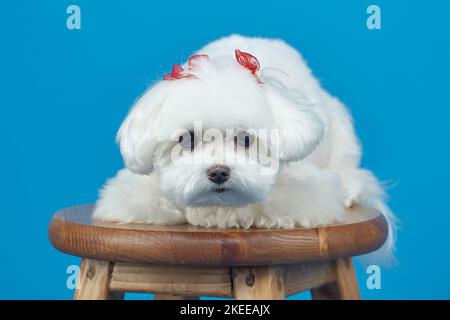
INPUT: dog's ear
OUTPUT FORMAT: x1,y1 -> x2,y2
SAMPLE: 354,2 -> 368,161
117,81 -> 173,174
264,82 -> 324,162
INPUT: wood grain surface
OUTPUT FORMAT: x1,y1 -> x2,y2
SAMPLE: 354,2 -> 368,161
310,258 -> 361,300
49,204 -> 388,266
232,266 -> 285,300
74,259 -> 114,300
110,263 -> 232,297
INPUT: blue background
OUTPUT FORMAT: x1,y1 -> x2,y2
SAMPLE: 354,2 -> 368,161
1,0 -> 449,299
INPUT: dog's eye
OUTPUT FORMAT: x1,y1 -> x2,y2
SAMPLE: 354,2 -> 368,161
234,131 -> 254,149
178,131 -> 195,151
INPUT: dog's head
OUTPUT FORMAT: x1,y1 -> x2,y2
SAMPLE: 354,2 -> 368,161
117,50 -> 324,207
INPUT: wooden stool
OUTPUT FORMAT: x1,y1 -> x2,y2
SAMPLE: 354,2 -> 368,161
49,204 -> 387,300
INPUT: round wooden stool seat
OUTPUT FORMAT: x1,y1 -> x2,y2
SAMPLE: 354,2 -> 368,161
49,204 -> 387,267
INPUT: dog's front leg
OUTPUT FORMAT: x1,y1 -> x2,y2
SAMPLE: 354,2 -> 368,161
93,169 -> 187,225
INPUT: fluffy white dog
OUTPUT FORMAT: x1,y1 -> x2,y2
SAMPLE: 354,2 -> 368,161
94,35 -> 397,259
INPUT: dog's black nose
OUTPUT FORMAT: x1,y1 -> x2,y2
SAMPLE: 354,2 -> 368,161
207,165 -> 230,184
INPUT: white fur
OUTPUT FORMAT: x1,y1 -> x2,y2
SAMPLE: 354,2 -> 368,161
94,35 -> 397,262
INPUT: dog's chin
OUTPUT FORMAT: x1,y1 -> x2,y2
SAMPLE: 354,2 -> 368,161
182,188 -> 265,208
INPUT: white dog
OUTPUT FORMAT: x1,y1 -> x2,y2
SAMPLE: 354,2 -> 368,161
94,35 -> 397,260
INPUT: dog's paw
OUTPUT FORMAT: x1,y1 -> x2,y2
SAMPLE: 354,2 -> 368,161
339,168 -> 372,207
343,187 -> 361,207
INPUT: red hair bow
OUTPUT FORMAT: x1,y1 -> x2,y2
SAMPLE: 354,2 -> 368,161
163,51 -> 262,82
235,49 -> 260,74
188,54 -> 209,70
163,54 -> 209,80
163,64 -> 191,80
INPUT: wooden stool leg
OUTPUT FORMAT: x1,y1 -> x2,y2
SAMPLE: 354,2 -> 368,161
232,266 -> 284,300
154,294 -> 199,300
311,258 -> 360,300
75,258 -> 116,300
